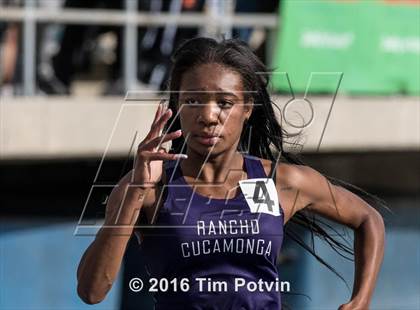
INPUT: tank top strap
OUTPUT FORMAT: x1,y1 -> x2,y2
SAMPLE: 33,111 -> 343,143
243,154 -> 268,179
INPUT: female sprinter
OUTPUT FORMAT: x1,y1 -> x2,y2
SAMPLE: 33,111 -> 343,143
76,37 -> 385,310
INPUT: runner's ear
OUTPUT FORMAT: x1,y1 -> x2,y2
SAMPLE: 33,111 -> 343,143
244,97 -> 253,115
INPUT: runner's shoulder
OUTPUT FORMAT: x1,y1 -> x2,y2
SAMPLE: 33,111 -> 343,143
258,157 -> 309,189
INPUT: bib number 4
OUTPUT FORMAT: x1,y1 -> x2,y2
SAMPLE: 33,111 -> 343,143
253,181 -> 275,212
239,178 -> 281,217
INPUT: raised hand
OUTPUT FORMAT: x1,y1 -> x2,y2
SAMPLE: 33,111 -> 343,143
132,99 -> 187,188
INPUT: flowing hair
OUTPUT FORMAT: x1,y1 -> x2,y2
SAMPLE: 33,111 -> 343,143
162,36 -> 389,307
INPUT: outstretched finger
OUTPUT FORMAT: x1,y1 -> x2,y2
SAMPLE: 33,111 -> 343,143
145,100 -> 166,140
156,102 -> 172,136
140,150 -> 188,162
149,108 -> 173,140
140,129 -> 182,151
152,99 -> 165,124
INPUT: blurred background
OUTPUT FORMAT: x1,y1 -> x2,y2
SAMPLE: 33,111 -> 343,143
0,0 -> 419,309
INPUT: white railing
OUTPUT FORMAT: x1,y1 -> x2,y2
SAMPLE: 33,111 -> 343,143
0,0 -> 278,95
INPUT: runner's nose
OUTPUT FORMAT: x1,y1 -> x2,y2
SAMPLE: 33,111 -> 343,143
197,101 -> 220,126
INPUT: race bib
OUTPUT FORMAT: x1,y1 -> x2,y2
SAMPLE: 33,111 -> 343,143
238,178 -> 281,216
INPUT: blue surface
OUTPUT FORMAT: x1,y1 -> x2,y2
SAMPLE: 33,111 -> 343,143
293,227 -> 420,310
0,219 -> 121,310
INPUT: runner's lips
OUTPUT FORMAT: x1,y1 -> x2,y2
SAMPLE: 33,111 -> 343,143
195,133 -> 222,138
194,133 -> 221,145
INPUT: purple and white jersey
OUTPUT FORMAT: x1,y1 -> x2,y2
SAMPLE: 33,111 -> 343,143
135,154 -> 285,309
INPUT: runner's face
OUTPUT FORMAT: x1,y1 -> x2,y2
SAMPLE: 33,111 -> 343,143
178,63 -> 252,156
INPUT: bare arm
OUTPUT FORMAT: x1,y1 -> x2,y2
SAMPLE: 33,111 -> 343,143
282,164 -> 385,309
76,171 -> 154,304
76,101 -> 185,304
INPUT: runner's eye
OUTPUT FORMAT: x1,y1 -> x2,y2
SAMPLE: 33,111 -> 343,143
218,100 -> 233,109
185,98 -> 199,105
